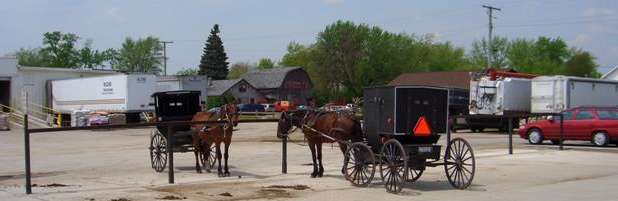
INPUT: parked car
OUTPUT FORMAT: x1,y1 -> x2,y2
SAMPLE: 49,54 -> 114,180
518,106 -> 618,146
262,104 -> 275,112
274,101 -> 296,112
208,107 -> 220,113
238,104 -> 265,112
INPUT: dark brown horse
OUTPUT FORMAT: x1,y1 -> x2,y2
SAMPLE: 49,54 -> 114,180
277,110 -> 363,177
192,103 -> 239,176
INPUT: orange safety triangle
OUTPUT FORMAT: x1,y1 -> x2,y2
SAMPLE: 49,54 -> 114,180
413,116 -> 432,136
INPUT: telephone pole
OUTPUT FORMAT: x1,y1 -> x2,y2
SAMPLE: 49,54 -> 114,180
160,41 -> 173,75
483,5 -> 501,69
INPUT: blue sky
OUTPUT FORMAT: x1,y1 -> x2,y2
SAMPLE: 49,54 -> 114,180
1,0 -> 617,74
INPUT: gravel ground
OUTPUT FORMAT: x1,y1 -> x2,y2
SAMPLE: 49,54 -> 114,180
1,123 -> 618,201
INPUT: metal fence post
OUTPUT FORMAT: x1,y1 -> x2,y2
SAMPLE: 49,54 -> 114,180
282,136 -> 287,174
167,126 -> 174,183
508,117 -> 513,155
559,114 -> 564,150
24,113 -> 32,194
446,117 -> 451,144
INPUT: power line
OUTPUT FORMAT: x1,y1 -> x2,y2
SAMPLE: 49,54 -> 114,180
483,5 -> 501,69
501,17 -> 618,28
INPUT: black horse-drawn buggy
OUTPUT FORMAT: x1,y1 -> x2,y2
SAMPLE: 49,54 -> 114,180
148,91 -> 216,172
342,86 -> 476,193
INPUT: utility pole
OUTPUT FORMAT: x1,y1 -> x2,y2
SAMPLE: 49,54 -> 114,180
160,41 -> 173,76
483,5 -> 501,69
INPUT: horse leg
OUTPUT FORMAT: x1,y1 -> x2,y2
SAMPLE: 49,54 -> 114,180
317,142 -> 324,177
194,143 -> 202,173
308,140 -> 318,178
338,142 -> 348,175
223,140 -> 231,177
216,142 -> 223,177
204,142 -> 212,173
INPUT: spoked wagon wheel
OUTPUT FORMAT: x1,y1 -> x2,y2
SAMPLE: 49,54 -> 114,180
343,142 -> 376,187
149,129 -> 168,173
199,142 -> 217,172
444,137 -> 475,189
406,168 -> 424,182
379,139 -> 408,193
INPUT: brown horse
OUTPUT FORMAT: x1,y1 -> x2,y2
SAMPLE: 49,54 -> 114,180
192,103 -> 239,176
277,110 -> 363,177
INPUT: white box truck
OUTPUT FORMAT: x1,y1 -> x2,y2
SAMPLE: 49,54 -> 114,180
469,77 -> 531,115
51,74 -> 156,115
531,76 -> 618,113
156,75 -> 208,106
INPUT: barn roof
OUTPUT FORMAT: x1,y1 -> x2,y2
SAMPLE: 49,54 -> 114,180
388,71 -> 472,89
242,67 -> 303,89
208,79 -> 244,96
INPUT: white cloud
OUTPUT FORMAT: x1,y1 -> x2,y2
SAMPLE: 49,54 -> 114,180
428,32 -> 442,42
571,34 -> 591,46
106,7 -> 124,22
322,0 -> 344,5
582,8 -> 616,17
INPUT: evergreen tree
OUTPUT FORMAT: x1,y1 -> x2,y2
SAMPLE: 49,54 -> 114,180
199,24 -> 229,80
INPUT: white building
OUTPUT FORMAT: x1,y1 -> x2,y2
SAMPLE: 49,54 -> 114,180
0,56 -> 119,117
601,65 -> 618,80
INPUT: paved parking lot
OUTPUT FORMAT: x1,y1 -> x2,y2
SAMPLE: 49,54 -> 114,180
1,123 -> 618,201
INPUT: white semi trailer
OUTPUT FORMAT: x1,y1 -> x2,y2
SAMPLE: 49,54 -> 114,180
469,69 -> 537,115
156,75 -> 208,107
51,74 -> 156,116
531,76 -> 618,113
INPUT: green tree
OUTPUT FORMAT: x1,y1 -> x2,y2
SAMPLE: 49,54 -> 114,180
112,36 -> 162,73
469,36 -> 509,68
199,24 -> 229,80
279,42 -> 313,67
76,40 -> 113,68
257,58 -> 275,69
176,68 -> 200,76
16,32 -> 113,68
564,50 -> 599,77
15,48 -> 48,67
41,31 -> 80,67
228,62 -> 250,79
280,21 -> 471,102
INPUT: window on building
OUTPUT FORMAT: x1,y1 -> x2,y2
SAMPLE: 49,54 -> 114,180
239,84 -> 247,93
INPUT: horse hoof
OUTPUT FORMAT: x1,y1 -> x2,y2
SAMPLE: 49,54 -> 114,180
224,172 -> 230,177
206,169 -> 211,173
218,173 -> 224,177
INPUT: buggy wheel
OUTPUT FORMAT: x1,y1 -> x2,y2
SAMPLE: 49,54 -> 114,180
444,138 -> 475,189
379,139 -> 408,193
149,130 -> 168,173
200,142 -> 217,171
406,168 -> 424,182
344,142 -> 376,187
